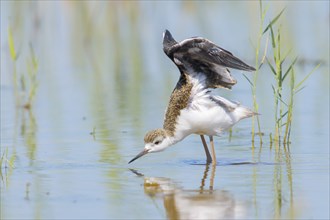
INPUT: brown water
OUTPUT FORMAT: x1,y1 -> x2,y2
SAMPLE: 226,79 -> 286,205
1,1 -> 329,219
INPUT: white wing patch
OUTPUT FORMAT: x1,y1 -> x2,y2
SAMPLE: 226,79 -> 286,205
174,57 -> 183,65
186,74 -> 210,110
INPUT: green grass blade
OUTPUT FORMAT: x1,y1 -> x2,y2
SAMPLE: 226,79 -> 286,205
294,63 -> 321,91
294,85 -> 306,95
277,110 -> 288,124
263,8 -> 285,34
278,96 -> 288,107
243,74 -> 253,86
8,28 -> 17,61
271,85 -> 287,106
270,24 -> 276,49
290,68 -> 295,90
260,34 -> 270,64
271,84 -> 276,95
280,48 -> 293,66
282,57 -> 298,82
29,43 -> 38,69
266,57 -> 277,75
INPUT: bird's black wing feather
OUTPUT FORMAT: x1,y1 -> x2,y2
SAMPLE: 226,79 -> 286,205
163,32 -> 255,89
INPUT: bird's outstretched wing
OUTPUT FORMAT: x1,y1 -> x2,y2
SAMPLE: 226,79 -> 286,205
163,30 -> 255,89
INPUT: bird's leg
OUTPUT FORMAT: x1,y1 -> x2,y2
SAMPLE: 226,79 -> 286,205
200,135 -> 212,164
209,136 -> 217,166
199,164 -> 210,193
209,161 -> 216,191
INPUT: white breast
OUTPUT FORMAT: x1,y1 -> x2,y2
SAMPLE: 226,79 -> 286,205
173,74 -> 253,141
175,97 -> 235,138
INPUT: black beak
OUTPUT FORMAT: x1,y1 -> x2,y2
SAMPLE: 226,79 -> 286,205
128,149 -> 149,164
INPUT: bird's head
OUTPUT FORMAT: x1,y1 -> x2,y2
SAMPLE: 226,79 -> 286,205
128,129 -> 173,164
163,30 -> 178,57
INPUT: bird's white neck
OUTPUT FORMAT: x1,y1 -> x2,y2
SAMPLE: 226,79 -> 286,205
167,129 -> 191,146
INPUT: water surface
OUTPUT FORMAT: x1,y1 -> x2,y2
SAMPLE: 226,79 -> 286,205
1,1 -> 329,219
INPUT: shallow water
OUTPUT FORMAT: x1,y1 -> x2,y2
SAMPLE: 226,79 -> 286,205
1,1 -> 329,219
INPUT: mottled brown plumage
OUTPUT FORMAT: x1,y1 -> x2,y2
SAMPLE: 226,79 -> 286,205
144,128 -> 167,143
163,73 -> 193,136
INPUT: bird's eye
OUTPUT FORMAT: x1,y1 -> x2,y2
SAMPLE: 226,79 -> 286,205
154,141 -> 161,145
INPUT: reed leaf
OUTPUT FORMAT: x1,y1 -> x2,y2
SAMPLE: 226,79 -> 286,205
278,97 -> 288,107
8,28 -> 17,61
243,74 -> 253,86
263,8 -> 285,34
294,63 -> 321,91
280,48 -> 293,66
294,85 -> 306,94
277,111 -> 288,123
271,84 -> 276,95
266,57 -> 277,75
270,24 -> 276,49
282,57 -> 298,82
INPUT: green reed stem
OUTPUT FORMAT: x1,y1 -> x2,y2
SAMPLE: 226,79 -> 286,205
251,0 -> 269,144
283,68 -> 294,144
266,11 -> 319,144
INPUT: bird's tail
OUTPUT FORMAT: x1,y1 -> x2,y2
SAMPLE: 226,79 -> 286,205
235,105 -> 259,121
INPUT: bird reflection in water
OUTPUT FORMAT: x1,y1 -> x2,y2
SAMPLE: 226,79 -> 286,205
130,165 -> 248,219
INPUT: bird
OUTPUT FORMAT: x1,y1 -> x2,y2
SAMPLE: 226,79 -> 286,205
129,30 -> 256,165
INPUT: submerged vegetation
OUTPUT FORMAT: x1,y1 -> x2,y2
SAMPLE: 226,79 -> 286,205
0,147 -> 16,183
2,27 -> 39,181
8,27 -> 39,110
